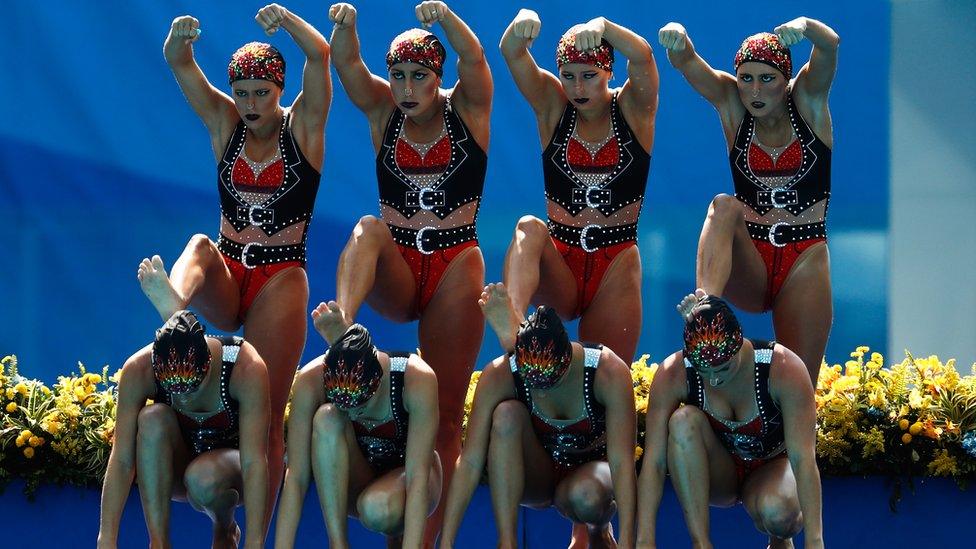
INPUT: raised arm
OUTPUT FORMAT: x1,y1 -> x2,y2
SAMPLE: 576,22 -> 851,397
418,2 -> 492,118
273,368 -> 318,549
97,352 -> 154,548
777,17 -> 839,101
576,16 -> 658,151
499,9 -> 565,120
401,358 -> 440,548
163,15 -> 238,151
635,354 -> 684,548
328,3 -> 394,122
658,22 -> 740,119
777,17 -> 838,142
440,360 -> 517,548
232,346 -> 271,549
596,351 -> 638,547
773,346 -> 824,549
255,4 -> 332,158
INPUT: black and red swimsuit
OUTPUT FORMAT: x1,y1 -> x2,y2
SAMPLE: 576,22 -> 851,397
376,97 -> 486,312
684,339 -> 787,486
216,112 -> 321,321
730,94 -> 830,309
543,92 -> 650,315
155,336 -> 243,457
510,344 -> 607,472
346,353 -> 411,472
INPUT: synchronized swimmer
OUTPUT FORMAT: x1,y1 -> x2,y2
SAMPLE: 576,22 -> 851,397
98,3 -> 837,549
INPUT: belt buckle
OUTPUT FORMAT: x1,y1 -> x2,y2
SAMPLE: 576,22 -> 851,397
418,188 -> 444,211
580,224 -> 601,253
415,226 -> 436,255
241,242 -> 260,268
770,190 -> 797,208
585,187 -> 610,208
246,206 -> 273,226
767,222 -> 787,248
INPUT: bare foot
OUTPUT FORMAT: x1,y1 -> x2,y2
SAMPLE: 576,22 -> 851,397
478,283 -> 522,351
676,288 -> 708,321
210,522 -> 240,549
311,300 -> 350,345
137,255 -> 186,322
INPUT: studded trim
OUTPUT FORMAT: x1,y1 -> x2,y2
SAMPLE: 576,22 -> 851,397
511,343 -> 608,468
352,352 -> 412,471
730,94 -> 831,218
684,339 -> 785,461
543,92 -> 650,218
377,95 -> 487,221
155,336 -> 243,456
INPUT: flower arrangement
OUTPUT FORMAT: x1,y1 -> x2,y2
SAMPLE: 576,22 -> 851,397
815,347 -> 976,485
0,355 -> 117,496
2,346 -> 974,499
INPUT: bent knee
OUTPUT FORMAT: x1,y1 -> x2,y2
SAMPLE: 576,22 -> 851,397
353,215 -> 388,240
357,490 -> 403,535
187,233 -> 216,255
668,405 -> 706,441
184,463 -> 236,508
753,496 -> 802,538
514,215 -> 548,241
137,404 -> 178,441
312,404 -> 348,439
564,478 -> 614,523
707,194 -> 742,223
490,400 -> 529,440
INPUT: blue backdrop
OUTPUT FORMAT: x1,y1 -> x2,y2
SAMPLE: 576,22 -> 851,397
1,0 -> 888,382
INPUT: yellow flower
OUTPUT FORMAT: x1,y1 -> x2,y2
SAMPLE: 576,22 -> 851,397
6,401 -> 18,413
4,388 -> 14,399
634,446 -> 644,461
909,422 -> 923,435
901,433 -> 912,444
28,436 -> 44,447
898,419 -> 909,430
927,449 -> 959,477
23,447 -> 35,459
41,386 -> 51,396
15,435 -> 26,447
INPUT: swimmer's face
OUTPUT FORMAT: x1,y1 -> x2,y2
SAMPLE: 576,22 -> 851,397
389,62 -> 441,116
231,79 -> 282,127
736,61 -> 788,118
559,63 -> 612,111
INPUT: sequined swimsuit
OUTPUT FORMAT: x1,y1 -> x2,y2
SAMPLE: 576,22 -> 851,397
347,353 -> 411,472
684,339 -> 787,486
155,336 -> 243,457
730,94 -> 830,309
376,96 -> 486,313
216,113 -> 321,321
543,93 -> 651,315
510,344 -> 607,471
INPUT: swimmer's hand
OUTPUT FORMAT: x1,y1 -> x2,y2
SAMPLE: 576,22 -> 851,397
170,15 -> 202,45
256,3 -> 288,36
329,3 -> 357,30
774,17 -> 808,48
415,1 -> 449,29
574,17 -> 606,52
658,22 -> 687,52
510,8 -> 541,46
